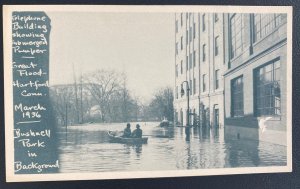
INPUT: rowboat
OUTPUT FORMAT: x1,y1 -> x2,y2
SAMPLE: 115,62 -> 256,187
159,119 -> 172,127
107,131 -> 148,144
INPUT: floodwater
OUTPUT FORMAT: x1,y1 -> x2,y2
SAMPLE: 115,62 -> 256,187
58,122 -> 286,173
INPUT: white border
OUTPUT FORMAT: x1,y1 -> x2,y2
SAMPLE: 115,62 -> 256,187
3,5 -> 293,182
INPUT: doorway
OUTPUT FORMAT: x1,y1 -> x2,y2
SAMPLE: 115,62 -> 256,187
214,105 -> 219,128
180,109 -> 183,126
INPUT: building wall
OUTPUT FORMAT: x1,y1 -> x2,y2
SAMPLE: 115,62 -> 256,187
174,13 -> 288,146
174,13 -> 201,126
174,13 -> 226,127
223,13 -> 287,145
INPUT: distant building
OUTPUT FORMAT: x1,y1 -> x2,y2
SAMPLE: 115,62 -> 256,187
174,13 -> 227,128
174,13 -> 288,145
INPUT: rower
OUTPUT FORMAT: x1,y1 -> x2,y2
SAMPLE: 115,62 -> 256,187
123,123 -> 131,138
131,124 -> 142,138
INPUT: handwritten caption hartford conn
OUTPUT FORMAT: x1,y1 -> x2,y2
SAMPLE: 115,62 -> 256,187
12,12 -> 59,174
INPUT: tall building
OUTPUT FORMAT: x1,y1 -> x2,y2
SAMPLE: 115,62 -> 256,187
174,13 -> 226,128
223,13 -> 287,145
174,12 -> 288,145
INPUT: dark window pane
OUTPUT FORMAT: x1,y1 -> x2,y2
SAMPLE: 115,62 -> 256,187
231,76 -> 244,117
254,60 -> 281,116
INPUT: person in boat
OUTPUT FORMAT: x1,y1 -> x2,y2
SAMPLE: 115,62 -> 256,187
131,124 -> 142,138
123,123 -> 132,138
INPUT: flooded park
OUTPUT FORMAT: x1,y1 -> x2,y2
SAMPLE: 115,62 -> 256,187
57,122 -> 287,173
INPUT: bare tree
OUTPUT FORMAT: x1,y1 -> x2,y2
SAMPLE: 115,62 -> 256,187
148,86 -> 174,121
50,86 -> 75,126
83,69 -> 122,122
51,70 -> 146,124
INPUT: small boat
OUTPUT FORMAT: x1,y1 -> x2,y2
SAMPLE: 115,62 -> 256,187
107,131 -> 148,144
159,119 -> 171,127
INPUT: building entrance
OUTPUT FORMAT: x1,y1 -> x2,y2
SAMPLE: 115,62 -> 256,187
214,105 -> 219,127
180,109 -> 183,126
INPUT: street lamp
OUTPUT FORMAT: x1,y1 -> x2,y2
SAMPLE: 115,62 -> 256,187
181,81 -> 190,141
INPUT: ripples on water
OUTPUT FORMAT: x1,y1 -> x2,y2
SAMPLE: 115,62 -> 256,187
57,122 -> 286,173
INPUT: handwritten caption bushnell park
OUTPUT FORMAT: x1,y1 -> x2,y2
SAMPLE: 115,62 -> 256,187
12,12 -> 59,174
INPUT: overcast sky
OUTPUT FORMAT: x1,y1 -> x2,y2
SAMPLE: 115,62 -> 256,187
47,12 -> 175,103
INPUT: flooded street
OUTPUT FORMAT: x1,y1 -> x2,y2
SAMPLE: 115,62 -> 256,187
58,122 -> 286,173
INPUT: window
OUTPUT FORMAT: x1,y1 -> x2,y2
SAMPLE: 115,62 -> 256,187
215,13 -> 219,22
231,76 -> 244,117
215,36 -> 219,56
202,14 -> 206,31
176,42 -> 178,55
186,30 -> 188,45
180,36 -> 183,50
186,56 -> 188,71
190,80 -> 192,96
215,69 -> 220,89
189,26 -> 192,42
193,50 -> 196,67
176,20 -> 178,33
193,22 -> 196,39
254,60 -> 281,116
176,64 -> 178,77
254,14 -> 282,42
176,86 -> 178,99
203,74 -> 206,92
180,60 -> 183,74
193,78 -> 196,94
181,13 -> 183,27
180,84 -> 183,98
230,14 -> 244,59
189,53 -> 192,69
202,44 -> 206,62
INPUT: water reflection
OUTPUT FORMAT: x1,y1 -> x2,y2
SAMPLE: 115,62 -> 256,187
58,122 -> 286,173
124,144 -> 143,158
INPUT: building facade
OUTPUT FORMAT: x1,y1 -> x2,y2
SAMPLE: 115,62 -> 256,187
223,13 -> 287,145
174,12 -> 288,145
174,13 -> 226,128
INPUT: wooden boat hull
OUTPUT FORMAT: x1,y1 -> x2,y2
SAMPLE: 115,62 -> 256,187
107,131 -> 148,144
159,120 -> 173,127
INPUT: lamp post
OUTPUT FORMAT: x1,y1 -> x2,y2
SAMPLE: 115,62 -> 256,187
181,81 -> 190,141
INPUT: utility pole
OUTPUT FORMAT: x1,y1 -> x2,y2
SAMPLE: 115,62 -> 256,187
65,102 -> 68,141
72,62 -> 80,124
80,72 -> 83,123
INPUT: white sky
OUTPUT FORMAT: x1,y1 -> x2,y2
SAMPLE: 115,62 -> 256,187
47,12 -> 175,103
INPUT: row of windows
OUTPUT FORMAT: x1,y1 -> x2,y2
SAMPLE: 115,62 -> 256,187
176,35 -> 220,77
177,13 -> 283,60
175,78 -> 198,99
175,69 -> 220,99
176,13 -> 220,33
175,52 -> 197,77
254,14 -> 282,43
176,35 -> 220,61
202,70 -> 220,92
176,15 -> 221,57
176,60 -> 281,118
230,13 -> 283,59
231,60 -> 281,117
